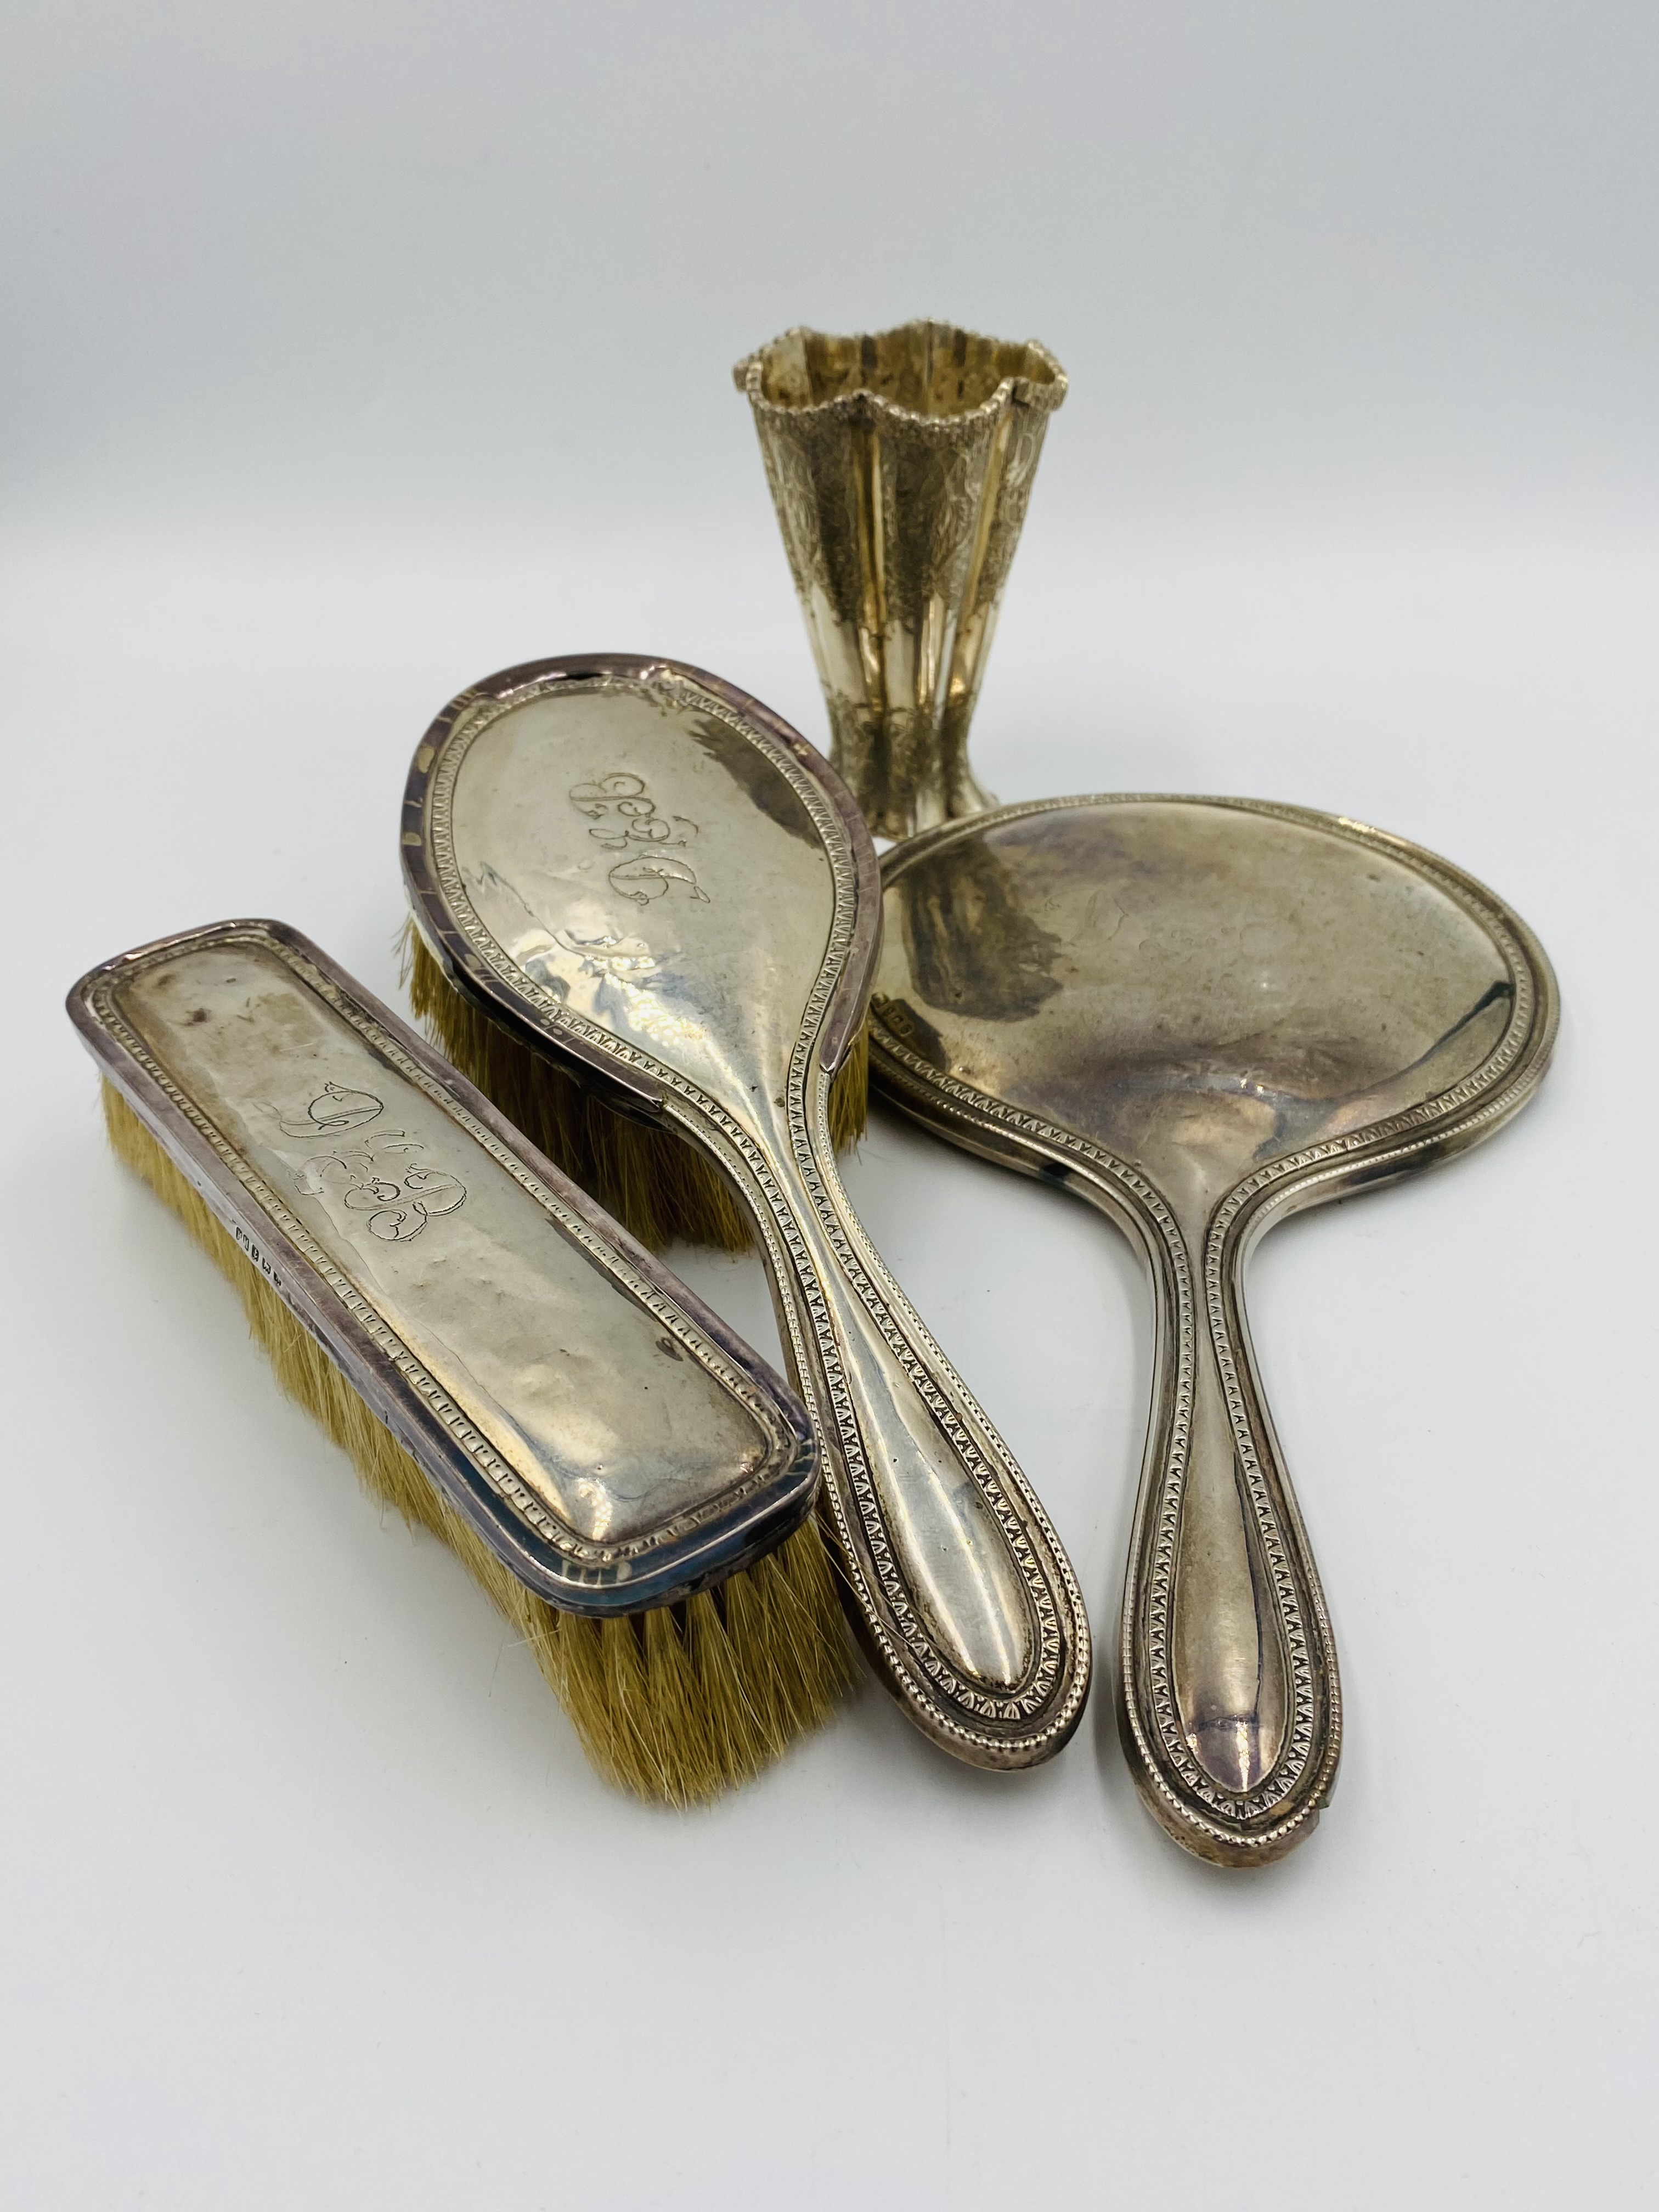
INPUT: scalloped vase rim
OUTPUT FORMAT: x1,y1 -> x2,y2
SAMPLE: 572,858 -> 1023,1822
733,319 -> 1067,429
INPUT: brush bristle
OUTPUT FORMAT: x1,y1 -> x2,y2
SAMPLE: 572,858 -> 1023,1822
102,1082 -> 857,1805
405,927 -> 868,1254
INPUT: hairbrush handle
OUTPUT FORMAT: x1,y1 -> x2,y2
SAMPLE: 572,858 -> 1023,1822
723,1078 -> 1091,1769
1116,1194 -> 1342,1864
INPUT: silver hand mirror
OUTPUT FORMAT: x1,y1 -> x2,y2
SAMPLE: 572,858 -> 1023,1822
870,795 -> 1557,1864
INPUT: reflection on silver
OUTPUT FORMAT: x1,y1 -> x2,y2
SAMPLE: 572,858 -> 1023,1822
871,796 -> 1558,1862
69,919 -> 817,1613
404,657 -> 1092,1767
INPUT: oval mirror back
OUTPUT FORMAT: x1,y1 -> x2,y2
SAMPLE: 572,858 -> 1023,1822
872,795 -> 1557,1862
879,800 -> 1528,1226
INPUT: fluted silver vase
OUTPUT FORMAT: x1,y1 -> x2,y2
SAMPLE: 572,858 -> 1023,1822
734,319 -> 1066,839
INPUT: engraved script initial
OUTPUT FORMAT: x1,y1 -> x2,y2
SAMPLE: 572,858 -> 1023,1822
282,1086 -> 468,1243
568,771 -> 709,906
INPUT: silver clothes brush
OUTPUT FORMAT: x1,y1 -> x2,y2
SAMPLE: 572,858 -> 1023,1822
71,917 -> 855,1803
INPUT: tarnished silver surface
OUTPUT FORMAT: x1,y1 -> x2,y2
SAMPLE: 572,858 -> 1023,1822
870,797 -> 1558,1862
734,320 -> 1065,839
404,656 -> 1092,1768
69,919 -> 816,1614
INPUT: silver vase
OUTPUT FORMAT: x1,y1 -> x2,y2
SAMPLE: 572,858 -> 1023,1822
734,319 -> 1066,839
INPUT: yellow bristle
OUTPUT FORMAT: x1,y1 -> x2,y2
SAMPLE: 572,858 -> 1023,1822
101,1082 -> 857,1805
404,927 -> 868,1255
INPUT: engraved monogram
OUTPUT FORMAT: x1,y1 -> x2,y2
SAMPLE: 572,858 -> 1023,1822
278,1080 -> 384,1137
568,770 -> 709,906
281,1085 -> 467,1243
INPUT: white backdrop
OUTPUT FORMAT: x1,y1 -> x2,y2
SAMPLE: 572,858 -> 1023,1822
2,6 -> 1654,2208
